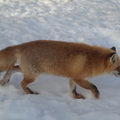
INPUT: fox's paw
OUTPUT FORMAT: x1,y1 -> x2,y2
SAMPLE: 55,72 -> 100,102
72,91 -> 85,99
94,91 -> 100,99
26,87 -> 39,95
0,79 -> 10,86
72,87 -> 85,99
73,94 -> 85,99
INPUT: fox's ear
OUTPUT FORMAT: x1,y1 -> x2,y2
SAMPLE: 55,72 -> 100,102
111,47 -> 116,51
110,53 -> 117,63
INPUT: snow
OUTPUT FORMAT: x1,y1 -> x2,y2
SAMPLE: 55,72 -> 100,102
0,0 -> 120,119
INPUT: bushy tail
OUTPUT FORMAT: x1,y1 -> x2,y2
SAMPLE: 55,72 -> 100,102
0,46 -> 17,70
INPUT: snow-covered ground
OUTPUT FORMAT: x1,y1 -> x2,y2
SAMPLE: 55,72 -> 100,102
0,0 -> 120,119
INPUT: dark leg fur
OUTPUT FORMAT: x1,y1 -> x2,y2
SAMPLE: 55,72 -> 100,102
69,79 -> 85,99
72,86 -> 85,99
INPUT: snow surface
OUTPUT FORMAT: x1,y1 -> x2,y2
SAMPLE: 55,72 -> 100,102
0,0 -> 120,120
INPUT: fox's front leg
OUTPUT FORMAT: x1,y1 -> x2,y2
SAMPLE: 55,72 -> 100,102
69,79 -> 85,99
72,78 -> 100,99
0,66 -> 20,86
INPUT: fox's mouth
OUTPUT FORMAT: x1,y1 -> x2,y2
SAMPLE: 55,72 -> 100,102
113,66 -> 120,77
114,72 -> 120,77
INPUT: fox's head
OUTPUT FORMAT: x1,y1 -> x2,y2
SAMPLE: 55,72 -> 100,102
106,47 -> 120,77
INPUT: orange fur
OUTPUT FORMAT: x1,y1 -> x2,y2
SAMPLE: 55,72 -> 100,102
0,40 -> 120,99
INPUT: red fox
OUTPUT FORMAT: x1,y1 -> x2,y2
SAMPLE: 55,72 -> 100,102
0,40 -> 120,99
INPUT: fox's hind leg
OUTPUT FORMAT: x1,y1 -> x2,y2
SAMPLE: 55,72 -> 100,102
0,66 -> 20,86
69,79 -> 85,99
20,77 -> 39,94
73,78 -> 100,99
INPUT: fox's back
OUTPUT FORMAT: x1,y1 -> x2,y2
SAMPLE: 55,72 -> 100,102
17,40 -> 91,62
